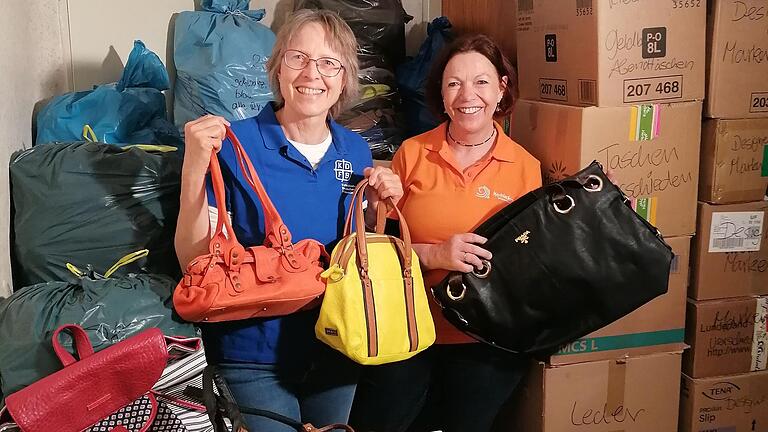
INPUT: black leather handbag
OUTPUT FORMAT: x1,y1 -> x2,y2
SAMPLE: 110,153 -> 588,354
432,161 -> 674,355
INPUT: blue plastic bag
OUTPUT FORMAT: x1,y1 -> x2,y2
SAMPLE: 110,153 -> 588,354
396,16 -> 453,138
173,0 -> 276,127
36,40 -> 181,146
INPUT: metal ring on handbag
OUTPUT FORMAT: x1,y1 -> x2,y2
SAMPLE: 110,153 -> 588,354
583,175 -> 603,192
553,194 -> 575,214
446,280 -> 467,301
472,260 -> 492,278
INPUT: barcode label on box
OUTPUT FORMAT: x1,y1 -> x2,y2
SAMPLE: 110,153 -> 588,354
579,80 -> 596,104
518,0 -> 534,13
623,75 -> 683,103
708,211 -> 764,253
712,238 -> 747,249
750,92 -> 768,113
576,0 -> 593,15
752,297 -> 768,371
539,78 -> 567,101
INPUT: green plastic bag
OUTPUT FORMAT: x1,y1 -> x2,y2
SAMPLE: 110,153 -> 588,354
10,141 -> 182,287
0,251 -> 196,396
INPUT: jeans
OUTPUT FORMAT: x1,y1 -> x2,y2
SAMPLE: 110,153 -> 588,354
216,343 -> 359,432
349,343 -> 527,432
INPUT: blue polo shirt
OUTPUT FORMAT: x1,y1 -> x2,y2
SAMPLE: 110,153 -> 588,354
202,103 -> 373,364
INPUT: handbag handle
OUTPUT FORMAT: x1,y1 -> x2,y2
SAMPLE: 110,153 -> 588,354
342,180 -> 395,237
201,366 -> 355,432
226,127 -> 293,250
51,324 -> 95,367
343,180 -> 413,278
207,127 -> 301,268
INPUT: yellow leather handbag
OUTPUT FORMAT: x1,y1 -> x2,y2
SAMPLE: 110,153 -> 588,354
316,180 -> 435,365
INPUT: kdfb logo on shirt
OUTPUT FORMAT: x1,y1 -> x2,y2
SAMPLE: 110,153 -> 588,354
335,159 -> 355,194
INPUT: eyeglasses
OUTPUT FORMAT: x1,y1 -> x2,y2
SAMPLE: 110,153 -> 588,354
283,49 -> 344,77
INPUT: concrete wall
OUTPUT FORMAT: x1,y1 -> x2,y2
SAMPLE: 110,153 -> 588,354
0,0 -> 71,297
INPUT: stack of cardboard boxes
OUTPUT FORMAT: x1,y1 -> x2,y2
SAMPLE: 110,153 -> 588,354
679,1 -> 768,431
500,1 -> 705,430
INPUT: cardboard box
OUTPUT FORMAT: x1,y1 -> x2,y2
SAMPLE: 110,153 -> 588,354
501,352 -> 682,432
680,370 -> 768,432
550,236 -> 690,366
511,99 -> 702,237
443,0 -> 517,65
699,118 -> 768,204
372,159 -> 392,168
684,296 -> 768,378
516,0 -> 705,107
705,0 -> 768,118
690,201 -> 768,300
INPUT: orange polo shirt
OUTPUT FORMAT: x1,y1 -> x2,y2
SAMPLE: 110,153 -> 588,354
391,121 -> 542,344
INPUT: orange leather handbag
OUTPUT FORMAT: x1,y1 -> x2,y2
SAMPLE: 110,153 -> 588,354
173,127 -> 328,323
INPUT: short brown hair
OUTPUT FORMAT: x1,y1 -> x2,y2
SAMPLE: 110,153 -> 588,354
425,34 -> 518,122
266,9 -> 359,118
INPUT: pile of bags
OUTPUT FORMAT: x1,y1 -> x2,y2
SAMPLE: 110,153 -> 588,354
296,0 -> 412,159
36,40 -> 181,147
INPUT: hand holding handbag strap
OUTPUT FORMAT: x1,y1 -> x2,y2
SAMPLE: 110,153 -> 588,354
344,180 -> 414,275
226,127 -> 296,255
340,180 -> 421,356
206,127 -> 302,269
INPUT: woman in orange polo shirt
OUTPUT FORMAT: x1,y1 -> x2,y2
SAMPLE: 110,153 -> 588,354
350,34 -> 542,432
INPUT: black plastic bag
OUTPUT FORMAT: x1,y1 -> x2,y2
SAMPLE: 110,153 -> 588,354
295,0 -> 412,70
295,0 -> 411,159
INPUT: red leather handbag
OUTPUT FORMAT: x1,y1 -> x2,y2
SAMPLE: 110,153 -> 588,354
173,127 -> 328,322
2,324 -> 170,432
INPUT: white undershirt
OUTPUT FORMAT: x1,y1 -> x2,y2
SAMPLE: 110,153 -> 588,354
288,132 -> 333,169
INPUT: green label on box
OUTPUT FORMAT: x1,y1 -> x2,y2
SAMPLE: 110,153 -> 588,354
636,198 -> 649,219
556,328 -> 685,355
762,145 -> 768,177
638,105 -> 655,141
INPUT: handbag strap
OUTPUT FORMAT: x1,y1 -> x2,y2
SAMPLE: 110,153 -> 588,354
201,366 -> 248,432
51,324 -> 95,367
207,127 -> 301,268
341,180 -> 422,355
343,180 -> 413,273
208,144 -> 244,256
341,184 -> 391,237
200,366 -> 354,432
225,127 -> 296,253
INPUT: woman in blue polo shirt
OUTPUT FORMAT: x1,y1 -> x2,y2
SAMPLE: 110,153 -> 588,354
174,9 -> 403,432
